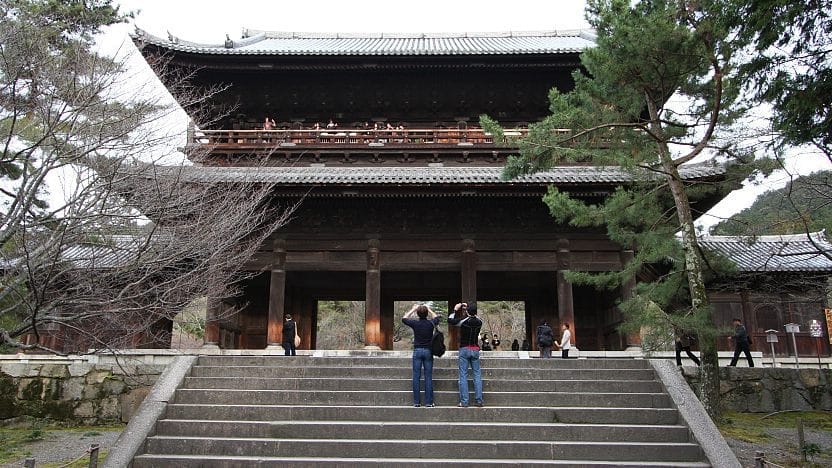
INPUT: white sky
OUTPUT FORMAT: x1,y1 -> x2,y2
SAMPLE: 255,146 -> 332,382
98,0 -> 830,232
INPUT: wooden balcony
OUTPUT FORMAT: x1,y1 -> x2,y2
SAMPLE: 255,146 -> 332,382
189,127 -> 530,149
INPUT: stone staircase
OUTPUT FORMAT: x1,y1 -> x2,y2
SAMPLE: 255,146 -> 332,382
130,355 -> 712,467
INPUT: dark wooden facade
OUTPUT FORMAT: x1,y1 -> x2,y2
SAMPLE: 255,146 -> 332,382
130,29 -> 829,354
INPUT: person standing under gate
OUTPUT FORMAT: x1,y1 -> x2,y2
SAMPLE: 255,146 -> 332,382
282,314 -> 297,356
536,320 -> 554,358
556,323 -> 572,358
448,302 -> 484,407
728,318 -> 755,367
402,303 -> 440,407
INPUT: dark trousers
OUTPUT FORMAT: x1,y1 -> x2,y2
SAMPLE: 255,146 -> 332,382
283,340 -> 296,356
729,341 -> 754,367
675,342 -> 701,366
561,348 -> 569,358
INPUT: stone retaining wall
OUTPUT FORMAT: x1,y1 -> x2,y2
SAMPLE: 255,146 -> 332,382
683,366 -> 832,412
0,355 -> 168,425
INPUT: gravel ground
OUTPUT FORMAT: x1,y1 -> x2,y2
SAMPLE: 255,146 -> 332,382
6,429 -> 121,467
5,426 -> 832,467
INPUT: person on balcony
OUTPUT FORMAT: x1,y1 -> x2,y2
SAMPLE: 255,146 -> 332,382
262,117 -> 276,130
326,119 -> 338,129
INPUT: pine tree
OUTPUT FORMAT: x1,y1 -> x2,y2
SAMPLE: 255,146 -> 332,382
483,0 -> 751,418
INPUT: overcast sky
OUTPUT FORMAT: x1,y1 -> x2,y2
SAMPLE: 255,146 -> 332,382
99,0 -> 830,232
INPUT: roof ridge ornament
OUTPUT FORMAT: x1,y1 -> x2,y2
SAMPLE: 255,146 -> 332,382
224,34 -> 233,49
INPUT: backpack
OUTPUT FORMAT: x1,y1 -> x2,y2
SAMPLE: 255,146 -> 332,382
537,325 -> 553,347
431,325 -> 446,357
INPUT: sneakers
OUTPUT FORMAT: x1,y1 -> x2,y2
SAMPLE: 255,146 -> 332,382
413,404 -> 421,407
457,402 -> 468,408
426,403 -> 435,408
475,401 -> 484,407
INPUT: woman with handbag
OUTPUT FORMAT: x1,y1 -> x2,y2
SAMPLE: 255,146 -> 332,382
282,313 -> 298,356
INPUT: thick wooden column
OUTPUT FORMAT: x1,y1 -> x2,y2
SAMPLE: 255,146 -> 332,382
452,239 -> 478,350
382,295 -> 395,350
364,239 -> 382,349
556,239 -> 575,344
620,248 -> 642,350
461,239 -> 477,302
267,239 -> 287,348
203,297 -> 221,348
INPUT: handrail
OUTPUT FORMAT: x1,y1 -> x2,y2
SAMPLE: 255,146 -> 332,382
191,127 -> 533,147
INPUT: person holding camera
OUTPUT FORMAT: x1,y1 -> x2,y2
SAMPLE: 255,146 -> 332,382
448,301 -> 484,407
402,303 -> 440,407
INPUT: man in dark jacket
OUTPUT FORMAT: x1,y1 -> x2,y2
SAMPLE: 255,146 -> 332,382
282,313 -> 297,356
536,321 -> 554,358
728,318 -> 754,367
448,301 -> 484,407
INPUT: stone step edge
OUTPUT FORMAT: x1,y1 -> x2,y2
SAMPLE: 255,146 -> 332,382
164,403 -> 676,410
132,454 -> 709,467
157,418 -> 688,430
177,389 -> 667,395
146,435 -> 702,448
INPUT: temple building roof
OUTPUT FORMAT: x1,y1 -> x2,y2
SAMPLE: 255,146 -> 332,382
132,28 -> 596,56
172,163 -> 724,185
700,231 -> 832,272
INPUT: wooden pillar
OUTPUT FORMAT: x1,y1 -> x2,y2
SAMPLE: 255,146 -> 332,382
453,239 -> 477,350
364,239 -> 382,349
620,248 -> 642,350
461,239 -> 477,302
267,239 -> 287,348
203,297 -> 221,348
556,239 -> 575,344
382,295 -> 395,350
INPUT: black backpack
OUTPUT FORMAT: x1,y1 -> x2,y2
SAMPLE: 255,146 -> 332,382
431,324 -> 446,357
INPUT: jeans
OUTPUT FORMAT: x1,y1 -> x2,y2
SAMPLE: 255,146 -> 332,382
458,347 -> 483,405
412,347 -> 434,405
540,346 -> 552,358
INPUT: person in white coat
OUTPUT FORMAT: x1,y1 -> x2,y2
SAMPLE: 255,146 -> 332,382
556,323 -> 572,358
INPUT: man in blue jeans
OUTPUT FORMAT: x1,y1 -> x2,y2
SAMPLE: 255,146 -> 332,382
402,303 -> 440,407
448,301 -> 484,407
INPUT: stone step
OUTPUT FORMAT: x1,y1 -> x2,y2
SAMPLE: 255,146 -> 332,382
163,404 -> 681,425
189,365 -> 659,381
154,419 -> 692,442
195,355 -> 653,370
181,376 -> 665,393
142,436 -> 705,462
172,388 -> 671,408
132,454 -> 711,467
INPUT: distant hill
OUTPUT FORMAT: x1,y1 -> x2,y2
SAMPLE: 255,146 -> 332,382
710,171 -> 832,236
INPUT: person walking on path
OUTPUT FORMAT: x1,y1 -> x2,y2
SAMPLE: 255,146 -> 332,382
728,318 -> 755,367
282,314 -> 297,356
556,323 -> 572,358
675,326 -> 701,366
536,321 -> 554,358
402,303 -> 440,407
448,301 -> 484,407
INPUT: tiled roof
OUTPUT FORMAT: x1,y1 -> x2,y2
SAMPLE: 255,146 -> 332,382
171,164 -> 725,185
132,29 -> 596,56
700,231 -> 832,272
60,235 -> 147,269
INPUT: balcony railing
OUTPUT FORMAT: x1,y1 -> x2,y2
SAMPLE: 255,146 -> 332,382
190,127 -> 530,148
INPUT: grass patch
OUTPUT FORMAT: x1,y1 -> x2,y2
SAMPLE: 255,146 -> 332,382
721,410 -> 832,432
